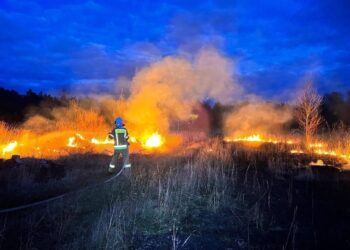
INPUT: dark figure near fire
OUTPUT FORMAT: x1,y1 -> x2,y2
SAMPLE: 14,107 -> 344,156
108,117 -> 131,173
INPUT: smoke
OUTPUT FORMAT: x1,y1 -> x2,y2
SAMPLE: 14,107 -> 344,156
23,100 -> 110,133
224,101 -> 293,137
21,46 -> 293,146
16,47 -> 241,153
120,47 -> 242,138
20,45 -> 297,147
1,46 -> 298,158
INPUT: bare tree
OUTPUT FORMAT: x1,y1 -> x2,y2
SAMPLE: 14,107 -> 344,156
296,83 -> 323,146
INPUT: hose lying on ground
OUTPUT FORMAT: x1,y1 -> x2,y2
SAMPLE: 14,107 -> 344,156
0,166 -> 125,214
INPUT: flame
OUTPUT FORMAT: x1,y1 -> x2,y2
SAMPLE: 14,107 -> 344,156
290,141 -> 350,161
76,133 -> 85,140
67,137 -> 77,147
144,132 -> 164,148
90,137 -> 113,145
2,141 -> 18,156
234,134 -> 264,142
225,134 -> 284,144
226,134 -> 350,163
309,143 -> 324,148
0,129 -> 168,159
290,149 -> 304,154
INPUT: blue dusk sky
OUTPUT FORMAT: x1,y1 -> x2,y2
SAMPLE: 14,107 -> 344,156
0,0 -> 349,98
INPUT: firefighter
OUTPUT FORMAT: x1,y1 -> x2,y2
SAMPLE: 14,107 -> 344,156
108,117 -> 131,173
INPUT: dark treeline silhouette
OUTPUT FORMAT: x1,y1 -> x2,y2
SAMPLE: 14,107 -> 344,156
321,91 -> 350,127
0,87 -> 350,129
0,88 -> 64,124
205,91 -> 350,133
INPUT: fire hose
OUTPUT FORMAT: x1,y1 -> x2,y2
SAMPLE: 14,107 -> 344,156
0,166 -> 126,214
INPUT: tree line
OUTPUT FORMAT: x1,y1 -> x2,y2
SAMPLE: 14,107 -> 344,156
321,91 -> 350,127
0,88 -> 64,123
0,86 -> 350,129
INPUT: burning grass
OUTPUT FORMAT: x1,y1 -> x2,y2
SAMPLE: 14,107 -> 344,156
224,132 -> 350,166
0,122 -> 19,157
2,109 -> 350,167
0,119 -> 171,160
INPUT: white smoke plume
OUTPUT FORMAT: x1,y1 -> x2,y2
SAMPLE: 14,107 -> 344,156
119,47 -> 242,137
224,101 -> 293,138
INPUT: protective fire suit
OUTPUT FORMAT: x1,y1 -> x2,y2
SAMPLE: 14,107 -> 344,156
108,126 -> 131,173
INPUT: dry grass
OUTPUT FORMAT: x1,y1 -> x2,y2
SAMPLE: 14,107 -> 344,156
319,127 -> 350,155
0,139 -> 349,249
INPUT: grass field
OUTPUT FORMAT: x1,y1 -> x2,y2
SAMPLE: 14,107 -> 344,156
1,139 -> 350,249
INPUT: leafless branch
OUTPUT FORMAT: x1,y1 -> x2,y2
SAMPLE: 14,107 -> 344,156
295,82 -> 323,146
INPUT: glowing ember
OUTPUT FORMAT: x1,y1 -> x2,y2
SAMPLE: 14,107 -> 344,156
91,138 -> 113,145
130,137 -> 137,143
314,149 -> 337,156
2,141 -> 18,156
290,149 -> 304,154
76,133 -> 85,140
225,134 -> 280,144
67,137 -> 77,147
144,133 -> 163,148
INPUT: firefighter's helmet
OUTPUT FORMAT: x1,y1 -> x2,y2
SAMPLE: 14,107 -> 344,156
115,117 -> 124,128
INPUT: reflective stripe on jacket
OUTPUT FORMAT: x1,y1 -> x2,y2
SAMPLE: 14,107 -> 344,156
110,127 -> 129,150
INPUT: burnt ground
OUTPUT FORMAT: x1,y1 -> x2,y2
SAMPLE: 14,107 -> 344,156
0,142 -> 350,250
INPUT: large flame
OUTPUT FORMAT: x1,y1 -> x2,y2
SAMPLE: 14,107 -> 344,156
144,132 -> 164,148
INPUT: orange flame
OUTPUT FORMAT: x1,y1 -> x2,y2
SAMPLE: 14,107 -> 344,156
90,138 -> 113,145
0,125 -> 172,159
144,132 -> 164,148
2,141 -> 18,157
224,134 -> 288,144
226,134 -> 350,162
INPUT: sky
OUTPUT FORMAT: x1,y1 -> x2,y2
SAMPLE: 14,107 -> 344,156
0,0 -> 349,99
